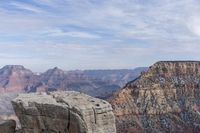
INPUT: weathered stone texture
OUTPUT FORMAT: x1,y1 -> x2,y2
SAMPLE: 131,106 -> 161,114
0,120 -> 16,133
12,91 -> 116,133
110,61 -> 200,133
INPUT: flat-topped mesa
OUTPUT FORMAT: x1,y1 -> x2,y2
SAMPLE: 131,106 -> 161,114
110,61 -> 200,133
147,61 -> 200,76
12,91 -> 116,133
125,61 -> 200,89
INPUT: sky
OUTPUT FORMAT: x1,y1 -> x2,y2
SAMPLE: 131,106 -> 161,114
0,0 -> 200,72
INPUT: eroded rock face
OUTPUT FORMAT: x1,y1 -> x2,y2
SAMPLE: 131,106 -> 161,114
0,120 -> 16,133
110,61 -> 200,133
12,91 -> 116,133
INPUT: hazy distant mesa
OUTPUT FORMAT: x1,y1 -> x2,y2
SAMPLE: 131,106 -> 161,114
0,65 -> 147,98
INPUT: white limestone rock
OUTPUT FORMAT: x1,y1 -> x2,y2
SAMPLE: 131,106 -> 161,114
12,91 -> 116,133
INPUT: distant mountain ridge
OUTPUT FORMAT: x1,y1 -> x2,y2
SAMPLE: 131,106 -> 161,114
0,65 -> 33,93
83,67 -> 147,87
0,65 -> 148,98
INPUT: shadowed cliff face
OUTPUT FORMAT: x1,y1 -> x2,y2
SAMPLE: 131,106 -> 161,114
110,61 -> 200,133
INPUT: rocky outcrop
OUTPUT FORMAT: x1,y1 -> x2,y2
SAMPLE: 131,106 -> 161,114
110,61 -> 200,133
0,120 -> 16,133
12,91 -> 116,133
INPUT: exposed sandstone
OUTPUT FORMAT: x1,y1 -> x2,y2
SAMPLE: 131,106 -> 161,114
12,91 -> 116,133
110,61 -> 200,133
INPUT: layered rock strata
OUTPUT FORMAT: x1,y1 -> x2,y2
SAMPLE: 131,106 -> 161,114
11,91 -> 116,133
110,61 -> 200,133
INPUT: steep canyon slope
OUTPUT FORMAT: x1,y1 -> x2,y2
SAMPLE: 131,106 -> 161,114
110,61 -> 200,133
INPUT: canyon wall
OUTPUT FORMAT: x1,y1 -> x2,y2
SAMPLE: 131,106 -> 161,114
110,61 -> 200,133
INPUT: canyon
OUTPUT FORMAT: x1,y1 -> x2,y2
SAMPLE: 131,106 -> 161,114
0,65 -> 147,98
0,65 -> 146,127
110,61 -> 200,133
2,61 -> 200,133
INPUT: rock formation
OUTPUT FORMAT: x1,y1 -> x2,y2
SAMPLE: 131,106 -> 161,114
110,61 -> 200,133
27,67 -> 120,98
0,65 -> 34,93
27,67 -> 147,98
0,93 -> 19,127
0,65 -> 146,130
0,120 -> 16,133
12,91 -> 116,133
0,65 -> 146,98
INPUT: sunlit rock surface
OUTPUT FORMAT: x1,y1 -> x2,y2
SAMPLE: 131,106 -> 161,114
110,61 -> 200,133
12,91 -> 116,133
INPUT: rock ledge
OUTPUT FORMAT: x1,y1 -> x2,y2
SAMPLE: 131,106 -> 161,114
11,91 -> 116,133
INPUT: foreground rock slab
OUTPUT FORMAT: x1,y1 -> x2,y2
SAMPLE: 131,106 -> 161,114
0,120 -> 16,133
12,91 -> 116,133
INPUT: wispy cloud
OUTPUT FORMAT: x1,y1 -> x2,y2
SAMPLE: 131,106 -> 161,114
9,1 -> 44,13
0,0 -> 200,71
45,29 -> 101,39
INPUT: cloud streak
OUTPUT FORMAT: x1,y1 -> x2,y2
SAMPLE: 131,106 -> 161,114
45,29 -> 101,39
0,0 -> 200,71
10,1 -> 44,13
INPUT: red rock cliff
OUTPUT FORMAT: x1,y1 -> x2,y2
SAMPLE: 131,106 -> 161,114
110,61 -> 200,133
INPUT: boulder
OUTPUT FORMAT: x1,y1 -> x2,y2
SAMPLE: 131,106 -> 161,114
12,91 -> 116,133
